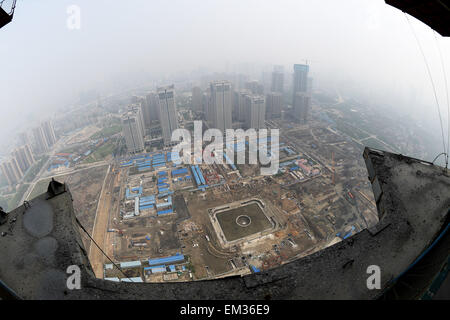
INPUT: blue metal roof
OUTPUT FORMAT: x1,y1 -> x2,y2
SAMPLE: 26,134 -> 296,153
148,254 -> 184,266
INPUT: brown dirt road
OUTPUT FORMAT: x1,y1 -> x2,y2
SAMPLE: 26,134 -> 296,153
88,165 -> 120,278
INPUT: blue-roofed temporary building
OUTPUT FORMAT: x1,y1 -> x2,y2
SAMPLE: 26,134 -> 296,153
120,160 -> 133,167
191,165 -> 208,189
158,187 -> 169,194
140,195 -> 155,202
191,165 -> 200,186
195,165 -> 206,185
156,196 -> 172,209
172,168 -> 188,176
144,265 -> 166,273
148,253 -> 184,266
157,209 -> 173,215
126,186 -> 143,199
157,191 -> 173,198
157,183 -> 169,188
157,177 -> 168,183
250,265 -> 261,273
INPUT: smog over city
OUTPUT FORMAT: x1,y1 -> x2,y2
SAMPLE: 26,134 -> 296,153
0,0 -> 449,304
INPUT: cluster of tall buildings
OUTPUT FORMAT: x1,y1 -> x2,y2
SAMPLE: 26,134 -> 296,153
121,63 -> 312,154
122,85 -> 179,152
197,63 -> 311,130
1,120 -> 56,187
1,144 -> 35,187
32,120 -> 57,154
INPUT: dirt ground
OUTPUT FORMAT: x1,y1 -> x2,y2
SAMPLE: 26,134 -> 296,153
66,125 -> 101,144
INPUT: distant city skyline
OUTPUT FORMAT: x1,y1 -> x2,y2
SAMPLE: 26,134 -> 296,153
1,0 -> 448,148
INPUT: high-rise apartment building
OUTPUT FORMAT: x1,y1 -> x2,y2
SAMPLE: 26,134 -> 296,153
293,64 -> 309,94
237,90 -> 251,123
121,109 -> 145,154
191,86 -> 202,112
293,92 -> 311,124
12,144 -> 35,173
293,64 -> 311,123
202,90 -> 210,120
127,104 -> 146,138
209,81 -> 232,132
32,126 -> 49,154
271,66 -> 284,93
266,92 -> 282,119
132,96 -> 151,129
146,92 -> 160,124
1,158 -> 23,186
157,85 -> 178,145
41,120 -> 57,147
244,95 -> 266,130
233,91 -> 240,121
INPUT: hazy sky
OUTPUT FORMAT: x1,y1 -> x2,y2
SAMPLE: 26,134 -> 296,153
1,0 -> 449,149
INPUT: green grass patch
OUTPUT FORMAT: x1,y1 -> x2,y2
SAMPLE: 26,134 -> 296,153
82,139 -> 117,164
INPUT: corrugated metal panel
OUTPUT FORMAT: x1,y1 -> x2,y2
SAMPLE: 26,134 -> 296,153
148,254 -> 184,266
157,209 -> 173,215
172,168 -> 188,176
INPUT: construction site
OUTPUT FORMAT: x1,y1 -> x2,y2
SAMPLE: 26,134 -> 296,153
87,113 -> 379,283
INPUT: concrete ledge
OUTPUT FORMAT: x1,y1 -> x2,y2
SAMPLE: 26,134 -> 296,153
0,147 -> 449,299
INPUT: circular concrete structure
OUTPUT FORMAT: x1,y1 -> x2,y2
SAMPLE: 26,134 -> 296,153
236,215 -> 251,227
